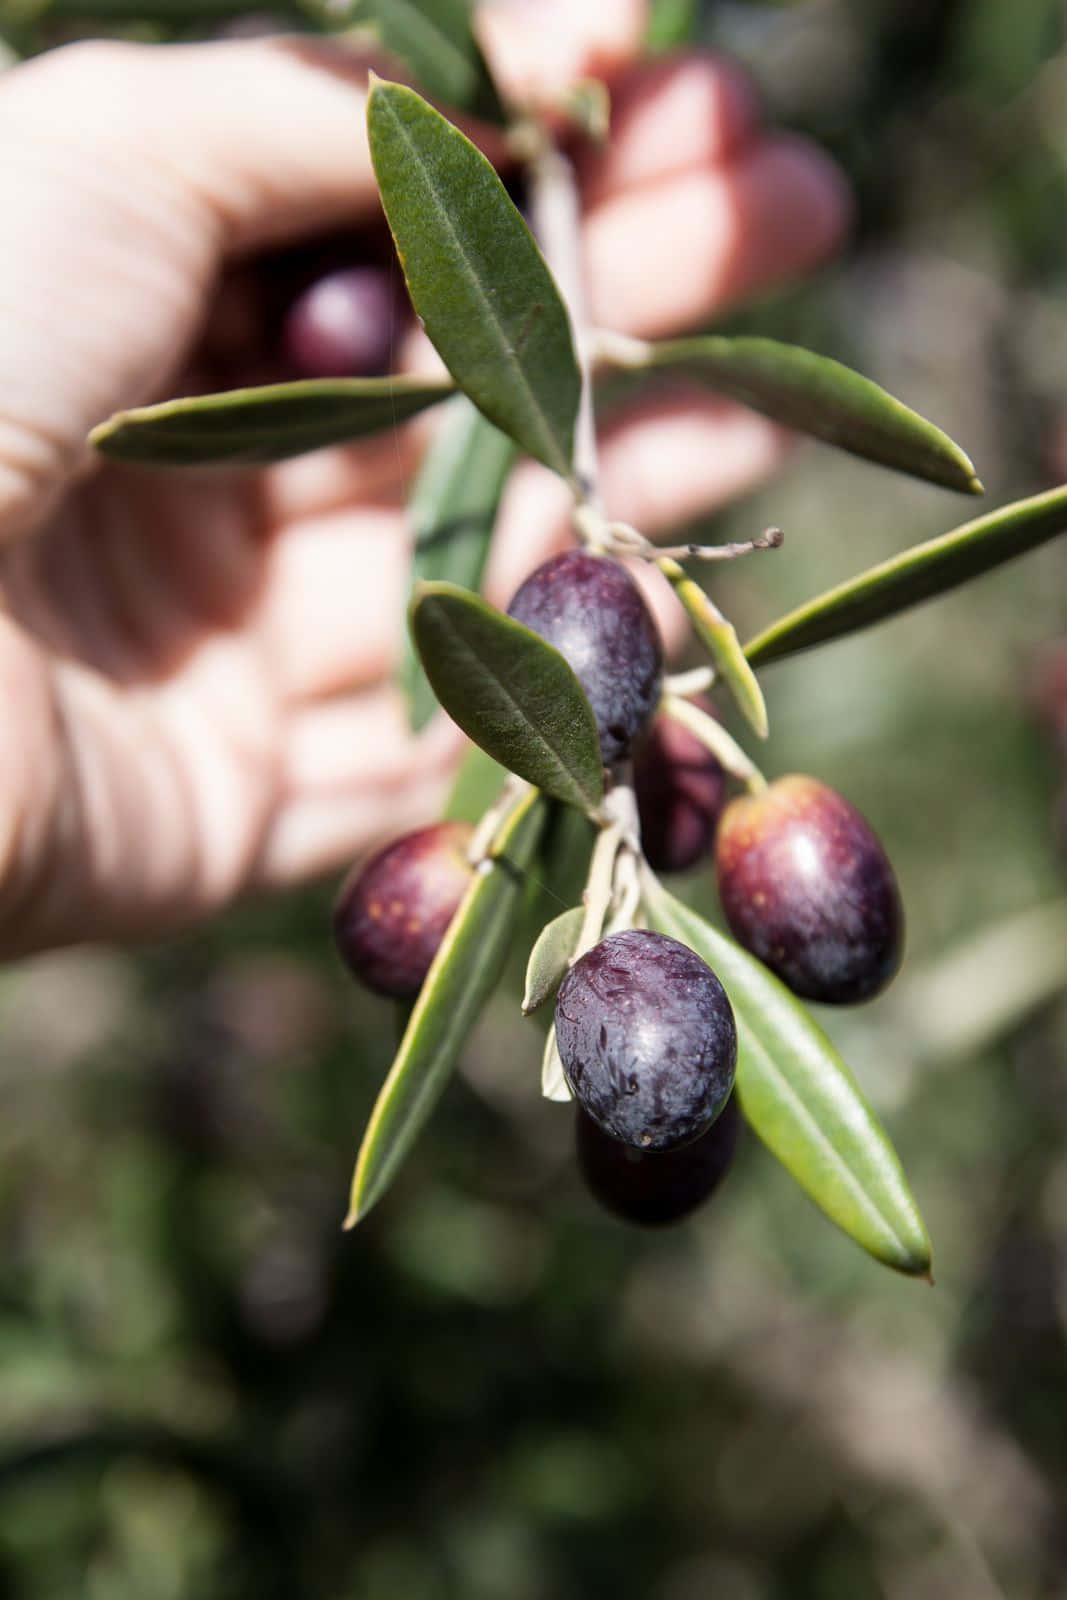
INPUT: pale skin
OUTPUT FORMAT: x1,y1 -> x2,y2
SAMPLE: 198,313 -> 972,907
0,0 -> 849,955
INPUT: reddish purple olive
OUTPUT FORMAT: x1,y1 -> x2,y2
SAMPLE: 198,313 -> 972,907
555,929 -> 736,1151
506,550 -> 663,765
576,1093 -> 741,1227
282,266 -> 397,378
715,775 -> 903,1004
634,698 -> 726,873
333,821 -> 474,999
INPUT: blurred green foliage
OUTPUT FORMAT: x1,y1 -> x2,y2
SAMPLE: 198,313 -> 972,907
1,2 -> 1067,1596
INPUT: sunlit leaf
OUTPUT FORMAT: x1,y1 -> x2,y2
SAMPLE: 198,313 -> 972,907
522,905 -> 584,1014
401,397 -> 517,730
346,0 -> 504,121
346,789 -> 547,1225
368,79 -> 581,482
658,557 -> 768,737
610,335 -> 981,494
90,375 -> 452,466
745,484 -> 1067,667
411,581 -> 604,812
643,877 -> 932,1276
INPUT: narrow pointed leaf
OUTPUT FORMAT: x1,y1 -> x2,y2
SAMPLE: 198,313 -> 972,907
346,789 -> 547,1225
659,557 -> 768,737
643,878 -> 931,1275
616,336 -> 981,494
522,905 -> 584,1014
541,1024 -> 572,1102
90,375 -> 453,466
411,581 -> 604,812
401,397 -> 517,729
347,0 -> 504,122
745,484 -> 1067,668
368,79 -> 581,482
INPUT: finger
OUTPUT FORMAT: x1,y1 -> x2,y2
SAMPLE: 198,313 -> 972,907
0,37 -> 384,538
253,777 -> 453,890
3,38 -> 384,255
259,430 -> 419,527
599,390 -> 792,531
254,504 -> 410,703
0,630 -> 278,955
280,689 -> 464,797
579,54 -> 762,207
476,0 -> 647,110
255,704 -> 460,888
585,135 -> 851,338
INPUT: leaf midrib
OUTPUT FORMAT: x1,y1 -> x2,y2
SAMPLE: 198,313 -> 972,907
650,337 -> 977,487
739,1020 -> 913,1261
375,86 -> 573,480
744,485 -> 1067,664
429,599 -> 599,809
653,895 -> 922,1266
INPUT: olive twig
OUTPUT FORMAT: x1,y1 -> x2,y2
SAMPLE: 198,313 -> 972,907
604,843 -> 643,936
660,693 -> 767,793
525,132 -> 602,515
664,665 -> 717,697
588,328 -> 655,370
574,820 -> 624,961
466,773 -> 530,868
656,527 -> 784,562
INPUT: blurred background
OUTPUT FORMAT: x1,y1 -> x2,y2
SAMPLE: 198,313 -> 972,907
1,1 -> 1067,1595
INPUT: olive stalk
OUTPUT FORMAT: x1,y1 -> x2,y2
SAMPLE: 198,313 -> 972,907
660,693 -> 767,793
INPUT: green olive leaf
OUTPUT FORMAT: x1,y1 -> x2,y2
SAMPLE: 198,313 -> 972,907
368,78 -> 581,483
745,484 -> 1067,667
411,581 -> 604,813
658,557 -> 768,737
89,375 -> 453,466
346,788 -> 548,1226
605,335 -> 981,494
522,905 -> 585,1014
643,877 -> 932,1276
401,397 -> 517,730
345,0 -> 504,122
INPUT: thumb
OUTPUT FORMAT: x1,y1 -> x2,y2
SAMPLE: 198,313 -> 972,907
0,37 -> 387,538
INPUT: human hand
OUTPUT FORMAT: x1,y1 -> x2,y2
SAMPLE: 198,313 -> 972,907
0,1 -> 848,954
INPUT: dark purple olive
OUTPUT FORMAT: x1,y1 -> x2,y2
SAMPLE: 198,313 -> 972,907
283,266 -> 396,378
555,929 -> 736,1151
634,697 -> 726,873
333,821 -> 474,999
576,1093 -> 740,1226
506,550 -> 663,765
715,775 -> 903,1004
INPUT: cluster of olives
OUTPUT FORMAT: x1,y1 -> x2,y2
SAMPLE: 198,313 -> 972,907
335,549 -> 903,1225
